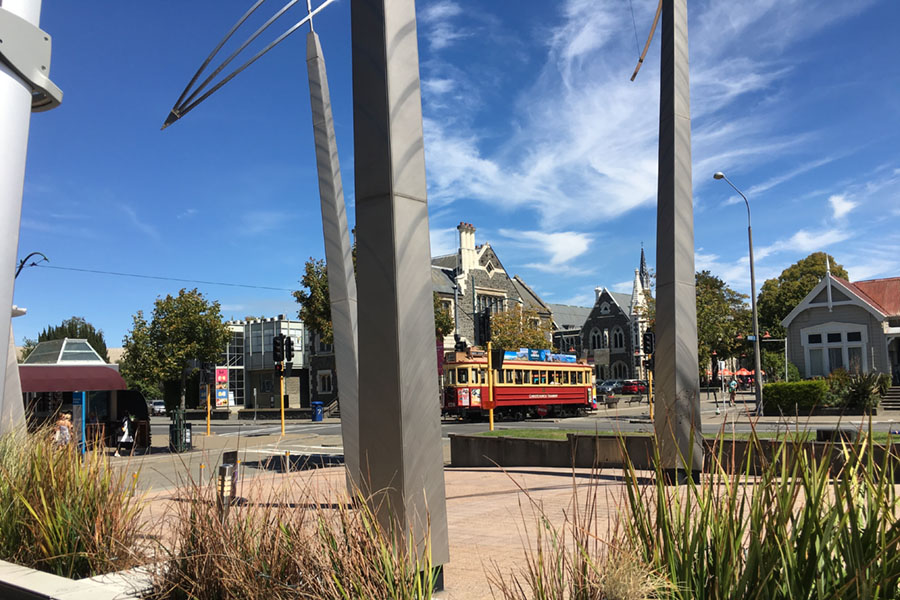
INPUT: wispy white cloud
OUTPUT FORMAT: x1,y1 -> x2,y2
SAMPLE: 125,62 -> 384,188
498,229 -> 592,266
828,194 -> 857,220
429,226 -> 459,257
756,227 -> 852,262
119,205 -> 159,240
418,1 -> 468,51
177,208 -> 198,220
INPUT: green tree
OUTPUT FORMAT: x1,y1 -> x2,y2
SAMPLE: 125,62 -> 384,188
18,337 -> 38,363
433,293 -> 454,337
293,258 -> 332,343
19,316 -> 110,362
293,256 -> 452,341
120,288 -> 228,410
757,252 -> 847,338
760,347 -> 801,383
696,271 -> 750,375
490,306 -> 551,350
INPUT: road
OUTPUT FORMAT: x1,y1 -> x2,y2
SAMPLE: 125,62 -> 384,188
123,392 -> 897,491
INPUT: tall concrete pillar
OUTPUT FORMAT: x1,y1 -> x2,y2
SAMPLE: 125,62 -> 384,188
654,0 -> 703,475
305,31 -> 361,491
0,0 -> 44,432
351,0 -> 450,568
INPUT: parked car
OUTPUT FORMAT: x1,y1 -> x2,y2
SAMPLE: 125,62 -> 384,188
149,399 -> 166,416
597,380 -> 624,395
621,380 -> 647,395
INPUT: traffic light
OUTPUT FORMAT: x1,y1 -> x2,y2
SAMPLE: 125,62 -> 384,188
481,308 -> 492,344
272,333 -> 284,363
490,348 -> 505,371
284,336 -> 294,362
642,331 -> 655,355
454,333 -> 467,352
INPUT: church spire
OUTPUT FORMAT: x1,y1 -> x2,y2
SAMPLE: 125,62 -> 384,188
639,244 -> 650,290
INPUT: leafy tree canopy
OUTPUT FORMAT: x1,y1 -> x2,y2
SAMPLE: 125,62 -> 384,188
19,316 -> 110,362
293,258 -> 332,343
490,306 -> 551,351
696,271 -> 750,372
293,256 -> 453,342
758,252 -> 847,338
120,288 -> 228,409
433,293 -> 454,338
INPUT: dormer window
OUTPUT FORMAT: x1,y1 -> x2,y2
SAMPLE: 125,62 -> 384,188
485,262 -> 494,274
599,302 -> 610,315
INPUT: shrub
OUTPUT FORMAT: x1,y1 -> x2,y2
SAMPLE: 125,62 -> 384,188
0,428 -> 145,578
151,478 -> 437,600
845,372 -> 883,410
621,432 -> 900,600
762,379 -> 828,414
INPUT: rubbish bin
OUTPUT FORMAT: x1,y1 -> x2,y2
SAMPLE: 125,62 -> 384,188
311,401 -> 324,422
168,409 -> 193,453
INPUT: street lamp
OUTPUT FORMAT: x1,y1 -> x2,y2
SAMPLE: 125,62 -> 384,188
714,172 -> 763,414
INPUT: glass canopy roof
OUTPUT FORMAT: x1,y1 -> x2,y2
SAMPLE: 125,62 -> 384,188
22,338 -> 107,365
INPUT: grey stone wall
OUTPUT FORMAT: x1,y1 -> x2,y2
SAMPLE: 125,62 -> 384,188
580,290 -> 636,379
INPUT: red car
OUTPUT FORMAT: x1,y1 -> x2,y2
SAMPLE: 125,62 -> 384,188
621,380 -> 647,395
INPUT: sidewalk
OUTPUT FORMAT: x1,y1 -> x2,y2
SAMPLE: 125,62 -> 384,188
140,463 -> 619,600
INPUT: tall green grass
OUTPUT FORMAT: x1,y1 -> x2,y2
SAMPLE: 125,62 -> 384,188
0,427 -> 145,578
621,431 -> 900,600
151,476 -> 437,600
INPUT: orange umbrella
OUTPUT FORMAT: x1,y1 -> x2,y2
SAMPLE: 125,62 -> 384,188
720,368 -> 733,377
736,367 -> 751,376
750,369 -> 766,375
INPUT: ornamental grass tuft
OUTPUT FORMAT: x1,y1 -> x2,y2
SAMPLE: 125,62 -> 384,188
0,426 -> 146,578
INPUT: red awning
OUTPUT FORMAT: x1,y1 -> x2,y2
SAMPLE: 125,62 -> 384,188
19,365 -> 128,393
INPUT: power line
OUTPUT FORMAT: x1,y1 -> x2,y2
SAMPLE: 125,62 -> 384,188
33,264 -> 295,292
628,0 -> 641,57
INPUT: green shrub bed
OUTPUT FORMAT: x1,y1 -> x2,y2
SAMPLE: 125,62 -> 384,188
763,379 -> 829,413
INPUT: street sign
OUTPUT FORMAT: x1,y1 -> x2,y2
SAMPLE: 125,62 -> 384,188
747,335 -> 757,341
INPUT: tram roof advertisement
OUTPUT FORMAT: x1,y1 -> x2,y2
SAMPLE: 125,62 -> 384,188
503,349 -> 577,363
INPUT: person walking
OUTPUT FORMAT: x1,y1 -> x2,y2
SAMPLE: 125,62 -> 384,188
115,414 -> 134,457
53,412 -> 73,448
728,378 -> 738,407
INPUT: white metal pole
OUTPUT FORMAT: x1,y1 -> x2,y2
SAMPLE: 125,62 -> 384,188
0,0 -> 43,417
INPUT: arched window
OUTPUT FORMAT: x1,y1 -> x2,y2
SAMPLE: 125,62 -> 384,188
612,326 -> 625,350
612,361 -> 629,379
590,328 -> 602,350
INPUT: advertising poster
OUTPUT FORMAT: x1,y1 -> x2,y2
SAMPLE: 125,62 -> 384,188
458,387 -> 470,407
215,368 -> 229,407
471,388 -> 481,407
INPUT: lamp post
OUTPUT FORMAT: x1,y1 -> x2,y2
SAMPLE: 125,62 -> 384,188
714,172 -> 763,414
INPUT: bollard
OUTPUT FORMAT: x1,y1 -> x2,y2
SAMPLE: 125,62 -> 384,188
217,464 -> 235,523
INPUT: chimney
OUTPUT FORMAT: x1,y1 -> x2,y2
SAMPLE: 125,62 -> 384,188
458,222 -> 477,275
594,286 -> 604,302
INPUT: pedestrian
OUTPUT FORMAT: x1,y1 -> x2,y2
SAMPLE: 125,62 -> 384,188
53,412 -> 73,448
728,378 -> 738,407
115,414 -> 134,457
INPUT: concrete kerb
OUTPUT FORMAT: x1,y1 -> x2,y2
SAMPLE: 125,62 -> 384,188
0,560 -> 153,600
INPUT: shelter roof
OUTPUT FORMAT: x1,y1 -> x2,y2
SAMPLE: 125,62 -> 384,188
19,365 -> 127,393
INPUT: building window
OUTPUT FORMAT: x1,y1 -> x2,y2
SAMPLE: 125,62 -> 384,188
801,323 -> 868,377
599,302 -> 610,315
590,328 -> 602,350
612,326 -> 625,350
612,361 -> 628,379
317,334 -> 332,354
318,371 -> 333,394
476,293 -> 505,314
485,262 -> 494,274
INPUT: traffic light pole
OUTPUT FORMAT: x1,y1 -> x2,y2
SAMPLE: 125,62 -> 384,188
487,341 -> 494,432
206,383 -> 211,436
279,364 -> 285,436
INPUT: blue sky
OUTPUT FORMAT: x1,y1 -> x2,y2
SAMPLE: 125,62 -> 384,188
13,0 -> 900,347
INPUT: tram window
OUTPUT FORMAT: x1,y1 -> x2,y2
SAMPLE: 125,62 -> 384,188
515,370 -> 524,384
547,372 -> 555,384
539,370 -> 547,384
562,371 -> 569,384
449,369 -> 456,385
577,372 -> 583,384
505,370 -> 513,384
458,368 -> 468,384
478,369 -> 487,384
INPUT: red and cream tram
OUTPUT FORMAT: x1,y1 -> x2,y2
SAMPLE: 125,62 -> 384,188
442,355 -> 594,420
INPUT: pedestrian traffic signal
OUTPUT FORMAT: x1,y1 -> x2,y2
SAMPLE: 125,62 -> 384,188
642,331 -> 655,355
273,333 -> 284,363
284,336 -> 294,362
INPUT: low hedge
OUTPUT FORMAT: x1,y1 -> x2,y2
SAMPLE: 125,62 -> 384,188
763,380 -> 828,413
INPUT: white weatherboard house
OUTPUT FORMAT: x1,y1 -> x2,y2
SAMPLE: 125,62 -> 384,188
782,273 -> 900,383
